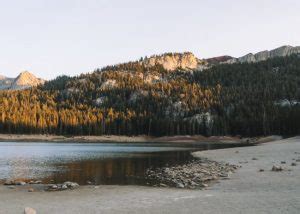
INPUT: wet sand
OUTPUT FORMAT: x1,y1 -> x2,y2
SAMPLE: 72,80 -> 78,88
0,136 -> 299,214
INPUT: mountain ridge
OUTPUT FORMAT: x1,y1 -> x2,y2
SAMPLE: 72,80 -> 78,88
120,45 -> 300,71
1,45 -> 300,90
223,45 -> 300,64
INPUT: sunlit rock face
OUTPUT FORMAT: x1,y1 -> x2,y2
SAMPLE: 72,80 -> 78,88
0,71 -> 45,90
10,71 -> 45,90
100,79 -> 117,90
142,52 -> 206,71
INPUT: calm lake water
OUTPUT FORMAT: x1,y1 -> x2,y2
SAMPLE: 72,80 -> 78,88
0,142 -> 244,185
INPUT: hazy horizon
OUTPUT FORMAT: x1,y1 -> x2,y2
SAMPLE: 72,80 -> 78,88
0,0 -> 299,80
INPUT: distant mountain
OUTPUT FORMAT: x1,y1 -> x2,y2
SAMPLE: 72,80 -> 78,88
0,71 -> 45,90
0,75 -> 14,90
223,45 -> 300,64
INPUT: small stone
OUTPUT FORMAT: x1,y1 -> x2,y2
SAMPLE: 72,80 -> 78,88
176,183 -> 184,188
15,181 -> 26,186
212,176 -> 218,180
24,207 -> 36,214
63,181 -> 79,188
49,184 -> 58,190
252,157 -> 258,160
28,180 -> 42,184
272,165 -> 283,171
259,169 -> 264,172
159,183 -> 168,187
190,181 -> 198,186
8,186 -> 15,189
188,185 -> 196,189
281,161 -> 286,164
61,184 -> 68,190
239,161 -> 249,164
28,188 -> 34,192
296,159 -> 300,162
235,151 -> 239,153
219,173 -> 228,178
291,163 -> 297,166
4,180 -> 13,185
86,181 -> 93,185
201,183 -> 208,188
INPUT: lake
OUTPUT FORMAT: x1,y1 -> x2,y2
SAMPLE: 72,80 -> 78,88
0,142 -> 244,185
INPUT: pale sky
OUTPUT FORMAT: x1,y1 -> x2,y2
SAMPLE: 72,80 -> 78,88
0,0 -> 299,80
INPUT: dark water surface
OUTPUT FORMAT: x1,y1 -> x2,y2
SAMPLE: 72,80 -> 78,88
0,142 -> 244,185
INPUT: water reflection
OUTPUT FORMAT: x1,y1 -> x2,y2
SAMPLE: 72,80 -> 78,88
0,142 -> 247,185
45,151 -> 193,185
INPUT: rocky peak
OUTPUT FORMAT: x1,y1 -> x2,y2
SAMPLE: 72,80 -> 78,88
142,52 -> 205,71
6,71 -> 45,90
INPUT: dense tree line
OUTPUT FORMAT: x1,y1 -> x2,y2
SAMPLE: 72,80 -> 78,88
0,55 -> 299,136
194,55 -> 300,136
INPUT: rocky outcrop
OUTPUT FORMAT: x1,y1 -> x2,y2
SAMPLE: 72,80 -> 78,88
142,52 -> 206,71
0,71 -> 45,90
46,181 -> 79,191
94,96 -> 107,106
100,79 -> 117,90
129,90 -> 149,103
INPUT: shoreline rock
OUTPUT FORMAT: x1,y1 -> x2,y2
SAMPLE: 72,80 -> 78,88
145,158 -> 239,189
4,180 -> 26,186
271,165 -> 283,171
46,181 -> 79,191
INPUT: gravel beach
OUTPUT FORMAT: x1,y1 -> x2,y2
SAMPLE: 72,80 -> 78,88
0,137 -> 299,214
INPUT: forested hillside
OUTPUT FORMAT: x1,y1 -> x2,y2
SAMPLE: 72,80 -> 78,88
0,54 -> 299,136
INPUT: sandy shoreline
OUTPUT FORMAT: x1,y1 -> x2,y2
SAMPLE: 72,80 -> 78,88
0,136 -> 299,213
0,133 -> 281,144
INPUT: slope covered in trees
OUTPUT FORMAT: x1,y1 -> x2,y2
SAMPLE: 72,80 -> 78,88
0,54 -> 299,136
194,55 -> 300,136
